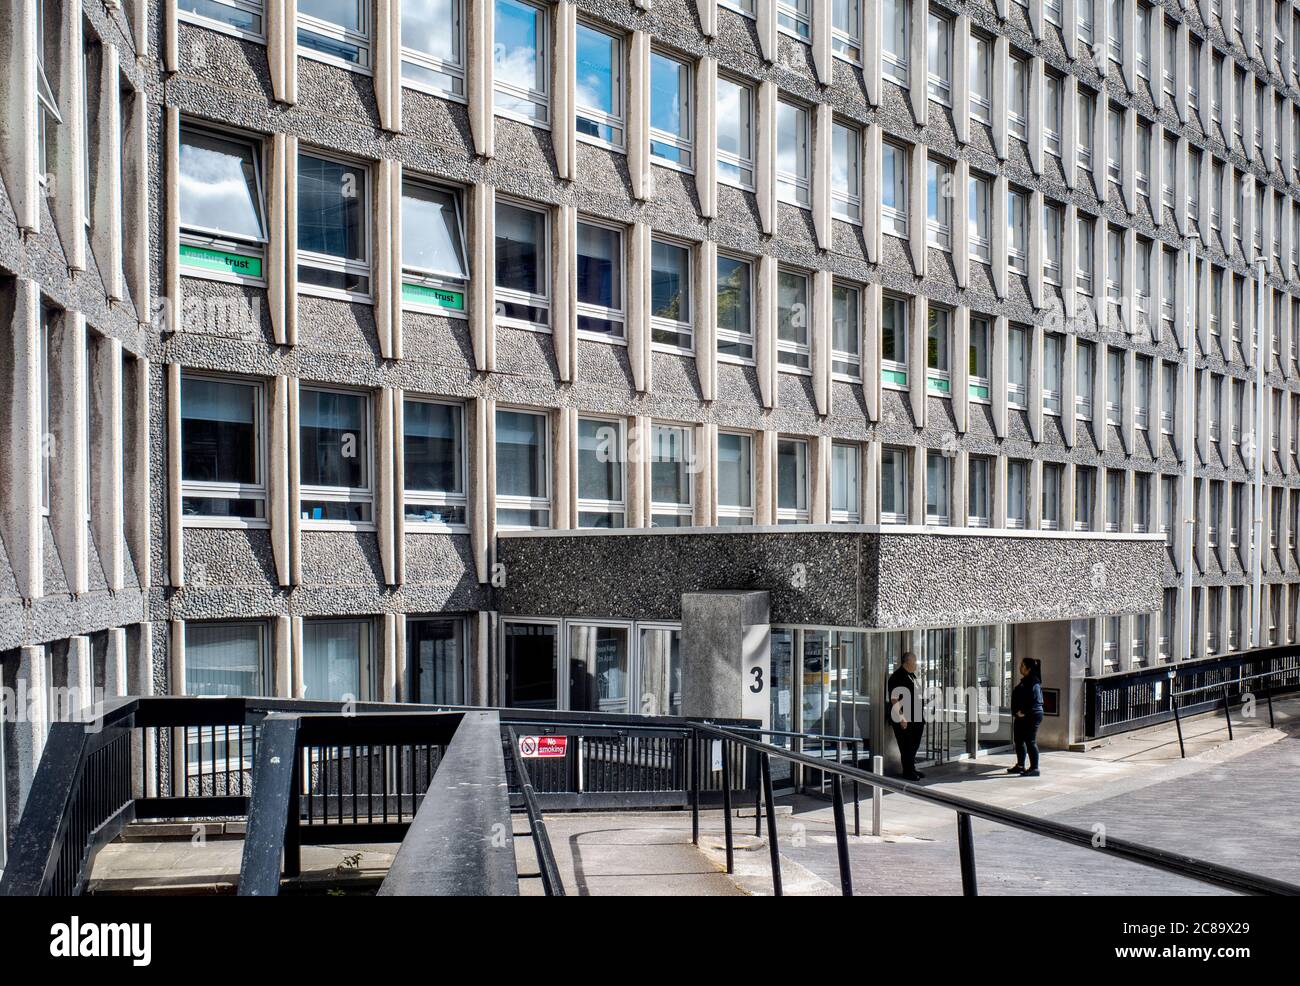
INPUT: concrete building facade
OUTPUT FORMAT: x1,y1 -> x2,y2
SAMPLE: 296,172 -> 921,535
2,0 -> 1300,857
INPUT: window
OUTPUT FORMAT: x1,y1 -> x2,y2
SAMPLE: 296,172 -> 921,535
776,439 -> 810,523
716,77 -> 755,188
408,618 -> 467,704
402,0 -> 466,97
968,173 -> 991,263
1044,74 -> 1062,158
831,283 -> 861,379
969,34 -> 992,123
880,447 -> 909,523
1043,333 -> 1063,415
881,294 -> 909,387
1133,472 -> 1151,533
1076,216 -> 1094,298
968,316 -> 990,401
1107,0 -> 1123,65
777,101 -> 811,207
833,0 -> 863,61
883,0 -> 910,85
178,127 -> 267,281
650,238 -> 693,350
1136,124 -> 1151,204
38,309 -> 50,513
577,416 -> 626,527
1044,204 -> 1062,286
298,0 -> 369,67
575,220 -> 624,337
1161,362 -> 1176,435
1106,106 -> 1124,196
1078,0 -> 1094,43
927,13 -> 952,105
1041,463 -> 1062,530
1074,466 -> 1096,531
1045,0 -> 1062,25
926,158 -> 952,250
494,0 -> 548,123
716,253 -> 753,360
575,22 -> 624,147
1106,228 -> 1123,328
1007,460 -> 1028,528
298,152 -> 369,297
404,398 -> 466,527
299,387 -> 372,524
831,442 -> 860,522
650,423 -> 693,526
1077,89 -> 1095,176
1188,39 -> 1201,113
185,621 -> 269,697
496,408 -> 550,528
927,306 -> 951,395
1008,56 -> 1029,142
717,432 -> 754,524
926,451 -> 951,526
831,121 -> 861,222
401,180 -> 469,314
778,0 -> 812,40
303,619 -> 373,701
1135,355 -> 1151,430
1105,471 -> 1123,532
968,456 -> 991,527
180,0 -> 264,34
1160,475 -> 1176,551
1008,325 -> 1027,409
1105,348 -> 1123,426
502,621 -> 559,709
881,142 -> 909,238
777,270 -> 811,369
181,374 -> 266,523
649,51 -> 692,168
1076,341 -> 1095,421
1135,3 -> 1151,84
1007,188 -> 1027,274
494,200 -> 550,330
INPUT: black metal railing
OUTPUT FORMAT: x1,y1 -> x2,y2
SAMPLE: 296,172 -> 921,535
689,722 -> 1300,897
504,728 -> 565,896
1084,645 -> 1300,738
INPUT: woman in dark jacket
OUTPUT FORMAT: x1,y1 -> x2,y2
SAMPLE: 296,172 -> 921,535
1007,658 -> 1044,776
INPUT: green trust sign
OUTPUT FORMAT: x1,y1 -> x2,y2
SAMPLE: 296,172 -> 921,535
402,282 -> 465,311
180,244 -> 263,279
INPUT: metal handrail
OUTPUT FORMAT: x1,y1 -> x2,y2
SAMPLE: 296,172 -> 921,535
504,728 -> 565,897
690,722 -> 1300,897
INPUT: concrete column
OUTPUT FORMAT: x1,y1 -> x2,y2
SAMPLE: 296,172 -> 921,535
811,0 -> 831,84
268,375 -> 291,586
696,239 -> 716,401
89,42 -> 123,301
377,387 -> 398,585
953,158 -> 970,289
908,444 -> 925,524
908,144 -> 927,276
953,14 -> 970,145
163,106 -> 180,332
50,310 -> 88,596
694,422 -> 716,526
15,646 -> 49,815
169,620 -> 185,696
375,0 -> 402,132
756,255 -> 778,410
50,0 -> 86,271
812,103 -> 832,252
863,0 -> 880,105
268,0 -> 298,104
953,306 -> 970,432
992,36 -> 1008,160
376,158 -> 402,360
122,85 -> 151,321
628,415 -> 651,528
129,623 -> 156,796
862,282 -> 880,421
756,80 -> 778,236
469,183 -> 496,373
696,56 -> 717,220
123,355 -> 150,589
992,314 -> 1008,438
681,591 -> 771,727
468,0 -> 493,157
473,611 -> 494,706
166,362 -> 184,587
812,270 -> 832,416
908,295 -> 927,428
862,440 -> 879,523
908,0 -> 928,125
863,124 -> 881,264
90,334 -> 125,593
757,0 -> 777,63
471,396 -> 493,583
1028,189 -> 1044,309
755,429 -> 776,526
105,627 -> 128,698
628,222 -> 651,393
811,434 -> 830,524
1062,335 -> 1077,448
381,613 -> 400,702
696,0 -> 717,38
1028,56 -> 1044,176
553,2 -> 576,181
553,204 -> 575,382
992,174 -> 1008,299
291,615 -> 305,698
553,406 -> 574,530
1028,322 -> 1044,443
0,2 -> 39,232
628,31 -> 651,200
287,376 -> 303,585
0,279 -> 44,599
274,614 -> 292,697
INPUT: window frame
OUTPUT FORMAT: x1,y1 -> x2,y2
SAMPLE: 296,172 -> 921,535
575,217 -> 626,342
495,406 -> 552,530
493,0 -> 550,127
180,371 -> 269,529
648,49 -> 693,172
178,0 -> 266,42
494,197 -> 552,333
298,384 -> 376,530
776,267 -> 812,372
401,176 -> 470,317
775,437 -> 811,524
575,414 -> 627,528
716,74 -> 756,191
178,124 -> 269,286
831,281 -> 862,381
716,251 -> 755,363
716,430 -> 756,525
649,421 -> 695,527
401,0 -> 467,100
297,148 -> 372,303
777,99 -> 812,209
649,235 -> 694,354
403,395 -> 469,532
574,19 -> 625,151
297,0 -> 372,72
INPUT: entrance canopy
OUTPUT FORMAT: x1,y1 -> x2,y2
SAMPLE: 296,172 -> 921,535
494,525 -> 1164,630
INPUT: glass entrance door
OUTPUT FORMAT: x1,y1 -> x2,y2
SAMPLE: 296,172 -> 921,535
568,623 -> 630,713
920,628 -> 967,764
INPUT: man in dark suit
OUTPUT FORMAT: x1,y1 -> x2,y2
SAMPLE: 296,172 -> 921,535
887,652 -> 926,781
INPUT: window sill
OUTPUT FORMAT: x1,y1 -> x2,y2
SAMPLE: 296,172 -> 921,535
651,342 -> 695,357
576,133 -> 627,155
182,518 -> 271,531
300,285 -> 374,306
179,13 -> 267,46
401,79 -> 468,105
494,108 -> 552,132
298,48 -> 373,78
404,523 -> 470,535
650,157 -> 695,178
301,521 -> 378,533
577,331 -> 627,346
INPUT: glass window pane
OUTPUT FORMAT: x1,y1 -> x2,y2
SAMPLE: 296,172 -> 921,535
401,183 -> 467,280
576,222 -> 621,310
568,625 -> 629,712
408,618 -> 464,705
495,409 -> 546,499
302,619 -> 370,702
300,389 -> 367,489
495,202 -> 546,295
718,433 -> 752,509
185,622 -> 266,697
404,400 -> 463,493
182,377 -> 258,485
179,130 -> 265,241
298,154 -> 365,261
577,418 -> 623,503
651,240 -> 690,321
651,424 -> 691,506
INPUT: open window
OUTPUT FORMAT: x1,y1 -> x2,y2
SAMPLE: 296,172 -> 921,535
179,127 -> 267,282
401,179 -> 468,314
